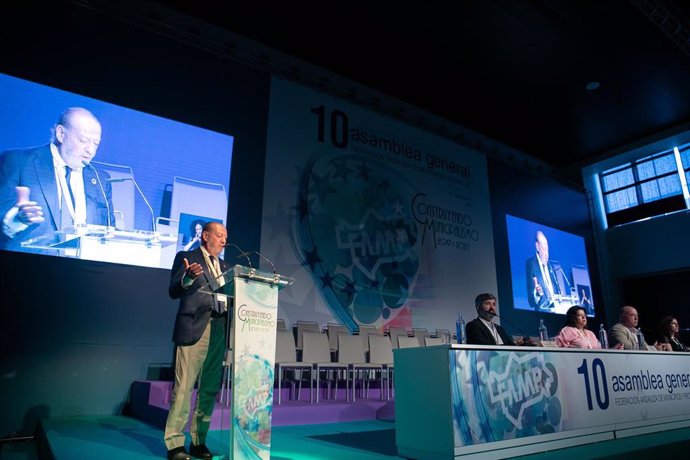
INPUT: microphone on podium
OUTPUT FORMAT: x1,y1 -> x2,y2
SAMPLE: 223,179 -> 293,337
254,251 -> 280,282
224,243 -> 253,272
254,251 -> 277,275
490,312 -> 538,346
106,177 -> 156,233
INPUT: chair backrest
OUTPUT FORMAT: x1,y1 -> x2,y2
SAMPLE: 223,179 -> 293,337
424,336 -> 445,346
413,328 -> 429,346
398,336 -> 420,348
91,161 -> 135,230
275,330 -> 298,362
337,332 -> 366,364
169,176 -> 227,225
368,334 -> 393,365
326,323 -> 348,352
276,318 -> 288,331
296,321 -> 321,350
301,330 -> 332,363
388,326 -> 409,349
358,325 -> 379,352
435,329 -> 451,344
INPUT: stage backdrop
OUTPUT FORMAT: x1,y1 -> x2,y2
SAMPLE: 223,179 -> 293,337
260,78 -> 497,332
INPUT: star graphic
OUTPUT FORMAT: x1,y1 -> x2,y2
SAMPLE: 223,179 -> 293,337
302,248 -> 323,271
392,201 -> 403,214
320,272 -> 335,289
331,157 -> 352,183
309,171 -> 338,205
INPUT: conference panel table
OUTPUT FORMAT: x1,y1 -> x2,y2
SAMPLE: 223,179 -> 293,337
394,344 -> 690,459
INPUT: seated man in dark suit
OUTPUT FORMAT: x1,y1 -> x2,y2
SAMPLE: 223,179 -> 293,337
466,293 -> 515,345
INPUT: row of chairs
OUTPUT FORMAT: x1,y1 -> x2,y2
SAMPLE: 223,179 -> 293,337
274,329 -> 395,404
284,320 -> 453,354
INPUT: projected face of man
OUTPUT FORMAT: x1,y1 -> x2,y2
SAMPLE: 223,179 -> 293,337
54,108 -> 102,170
535,231 -> 549,264
620,306 -> 639,329
202,222 -> 227,257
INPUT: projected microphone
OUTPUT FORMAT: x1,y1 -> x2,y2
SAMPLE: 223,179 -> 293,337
556,266 -> 572,289
225,243 -> 253,273
107,177 -> 157,234
491,313 -> 538,347
83,161 -> 112,230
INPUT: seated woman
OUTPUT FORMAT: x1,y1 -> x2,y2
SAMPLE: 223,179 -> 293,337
658,316 -> 690,352
555,305 -> 601,349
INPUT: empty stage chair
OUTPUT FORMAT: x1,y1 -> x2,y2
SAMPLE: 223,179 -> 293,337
337,332 -> 383,402
358,324 -> 380,359
301,330 -> 348,403
326,322 -> 348,358
413,328 -> 429,347
368,334 -> 394,400
274,330 -> 311,404
295,320 -> 320,353
435,328 -> 452,344
424,336 -> 445,346
388,326 -> 409,349
397,336 -> 420,348
168,176 -> 228,227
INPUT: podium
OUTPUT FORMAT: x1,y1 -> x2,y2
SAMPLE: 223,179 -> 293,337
202,264 -> 294,460
20,224 -> 177,268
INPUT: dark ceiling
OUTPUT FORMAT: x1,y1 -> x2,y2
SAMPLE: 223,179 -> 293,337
161,1 -> 690,171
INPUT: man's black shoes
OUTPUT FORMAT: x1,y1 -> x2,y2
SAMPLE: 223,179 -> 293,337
189,443 -> 214,459
167,446 -> 192,460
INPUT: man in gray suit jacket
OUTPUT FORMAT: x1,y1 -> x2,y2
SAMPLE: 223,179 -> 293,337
164,221 -> 231,460
609,305 -> 671,352
0,107 -> 114,252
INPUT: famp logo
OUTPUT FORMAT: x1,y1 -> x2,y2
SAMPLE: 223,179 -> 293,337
483,352 -> 555,430
335,209 -> 415,279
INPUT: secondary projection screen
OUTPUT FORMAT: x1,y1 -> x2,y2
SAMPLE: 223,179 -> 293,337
0,73 -> 233,268
506,214 -> 594,316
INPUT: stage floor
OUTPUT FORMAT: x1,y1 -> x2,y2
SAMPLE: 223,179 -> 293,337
8,414 -> 690,460
35,415 -> 402,460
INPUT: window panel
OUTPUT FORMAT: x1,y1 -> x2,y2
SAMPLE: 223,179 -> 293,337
605,187 -> 637,213
602,168 -> 634,192
640,180 -> 660,202
599,144 -> 690,226
656,175 -> 681,198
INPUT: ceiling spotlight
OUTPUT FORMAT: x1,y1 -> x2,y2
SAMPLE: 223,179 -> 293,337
585,81 -> 600,91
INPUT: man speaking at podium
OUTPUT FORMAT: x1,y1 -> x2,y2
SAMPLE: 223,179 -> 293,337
0,107 -> 115,252
164,221 -> 231,460
525,230 -> 561,311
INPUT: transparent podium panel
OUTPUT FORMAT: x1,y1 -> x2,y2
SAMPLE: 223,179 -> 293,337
552,293 -> 579,314
200,264 -> 295,296
21,224 -> 177,268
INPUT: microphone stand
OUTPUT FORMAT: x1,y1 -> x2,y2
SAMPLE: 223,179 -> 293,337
107,177 -> 157,239
254,251 -> 279,283
492,313 -> 538,347
83,161 -> 112,234
225,243 -> 254,275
